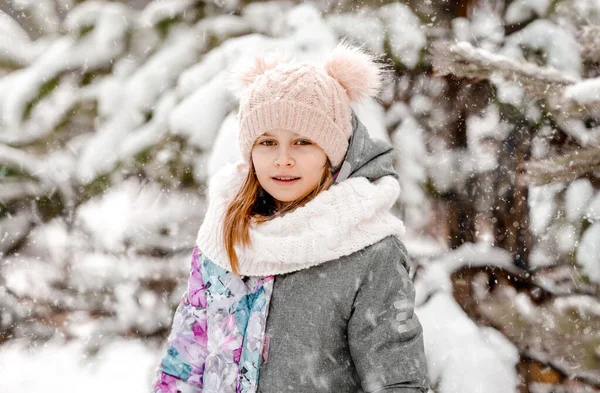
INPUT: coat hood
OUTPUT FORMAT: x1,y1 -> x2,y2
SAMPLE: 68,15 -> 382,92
334,112 -> 398,184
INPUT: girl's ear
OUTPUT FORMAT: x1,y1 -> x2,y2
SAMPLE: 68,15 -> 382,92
323,40 -> 383,102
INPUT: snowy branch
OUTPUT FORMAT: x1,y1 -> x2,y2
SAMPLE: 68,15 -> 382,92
430,41 -> 600,118
0,144 -> 44,176
430,40 -> 574,94
519,147 -> 600,186
577,25 -> 600,63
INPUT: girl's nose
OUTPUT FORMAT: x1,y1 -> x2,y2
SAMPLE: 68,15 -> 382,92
274,147 -> 294,167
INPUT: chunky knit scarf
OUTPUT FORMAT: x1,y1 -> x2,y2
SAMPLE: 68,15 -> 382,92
196,161 -> 406,276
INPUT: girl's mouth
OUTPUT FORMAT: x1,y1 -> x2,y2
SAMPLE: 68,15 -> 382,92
272,176 -> 301,184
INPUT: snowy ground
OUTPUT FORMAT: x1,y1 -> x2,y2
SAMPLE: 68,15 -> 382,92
0,337 -> 162,392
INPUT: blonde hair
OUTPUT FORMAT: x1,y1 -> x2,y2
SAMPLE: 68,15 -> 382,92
222,160 -> 334,276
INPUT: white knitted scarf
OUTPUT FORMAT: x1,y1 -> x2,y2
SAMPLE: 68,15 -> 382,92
196,162 -> 406,276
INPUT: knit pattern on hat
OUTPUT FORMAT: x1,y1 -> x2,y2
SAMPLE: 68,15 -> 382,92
233,42 -> 383,168
238,63 -> 350,167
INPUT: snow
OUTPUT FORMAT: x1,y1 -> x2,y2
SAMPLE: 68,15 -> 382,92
529,183 -> 564,235
418,292 -> 519,393
352,98 -> 390,144
207,112 -> 242,178
378,3 -> 426,69
76,177 -> 201,253
2,255 -> 62,299
391,116 -> 428,206
570,0 -> 600,24
11,0 -> 60,35
63,3 -> 131,69
469,6 -> 505,50
451,8 -> 504,51
586,191 -> 600,220
564,76 -> 600,104
0,10 -> 36,66
1,0 -> 599,391
554,295 -> 600,318
242,1 -> 291,36
0,144 -> 44,176
576,222 -> 600,284
414,242 -> 514,306
170,73 -> 233,150
466,105 -> 512,173
556,223 -> 577,253
196,14 -> 251,42
24,218 -> 71,262
557,118 -> 600,147
501,19 -> 582,79
326,11 -> 385,55
138,0 -> 195,28
0,213 -> 31,256
505,0 -> 550,24
565,178 -> 594,221
77,26 -> 200,182
119,91 -> 177,159
0,338 -> 160,393
489,73 -> 524,107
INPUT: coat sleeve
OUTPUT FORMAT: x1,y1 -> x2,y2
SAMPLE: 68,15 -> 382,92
347,237 -> 429,393
153,247 -> 208,393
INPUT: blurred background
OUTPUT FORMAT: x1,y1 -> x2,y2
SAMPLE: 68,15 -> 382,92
0,0 -> 599,392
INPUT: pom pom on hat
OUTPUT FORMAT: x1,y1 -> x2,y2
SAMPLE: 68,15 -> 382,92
323,41 -> 383,102
228,51 -> 290,98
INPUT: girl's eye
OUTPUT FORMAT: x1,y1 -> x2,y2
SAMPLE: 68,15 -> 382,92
259,140 -> 276,146
295,140 -> 312,145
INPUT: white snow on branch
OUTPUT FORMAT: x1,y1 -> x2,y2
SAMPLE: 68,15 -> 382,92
577,222 -> 600,284
326,11 -> 385,55
138,0 -> 195,28
378,3 -> 426,69
565,179 -> 594,222
11,0 -> 60,35
521,147 -> 600,186
0,10 -> 37,66
415,242 -> 515,307
577,25 -> 600,62
564,76 -> 600,105
505,0 -> 550,24
76,27 -> 199,182
501,19 -> 581,79
76,177 -> 203,253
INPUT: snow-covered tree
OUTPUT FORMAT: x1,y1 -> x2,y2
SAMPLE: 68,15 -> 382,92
0,0 -> 599,392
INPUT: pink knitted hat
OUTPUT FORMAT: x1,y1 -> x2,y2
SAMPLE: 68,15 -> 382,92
232,42 -> 383,168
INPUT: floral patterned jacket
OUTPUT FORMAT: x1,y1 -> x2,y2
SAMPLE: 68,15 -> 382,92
153,247 -> 274,393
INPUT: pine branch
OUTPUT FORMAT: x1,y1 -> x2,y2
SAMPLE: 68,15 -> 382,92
430,40 -> 574,94
0,143 -> 43,176
519,147 -> 600,186
430,41 -> 600,118
577,25 -> 600,63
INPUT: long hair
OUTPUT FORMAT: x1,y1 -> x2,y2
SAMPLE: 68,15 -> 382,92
222,160 -> 334,276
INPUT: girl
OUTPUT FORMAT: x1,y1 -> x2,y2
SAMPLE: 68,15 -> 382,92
153,42 -> 429,393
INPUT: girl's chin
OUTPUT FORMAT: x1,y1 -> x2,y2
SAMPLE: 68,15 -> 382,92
271,193 -> 303,203
268,189 -> 309,204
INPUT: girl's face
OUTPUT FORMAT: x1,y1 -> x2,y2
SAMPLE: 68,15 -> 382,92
251,129 -> 328,204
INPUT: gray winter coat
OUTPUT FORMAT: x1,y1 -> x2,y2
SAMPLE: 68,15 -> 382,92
257,114 -> 429,392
